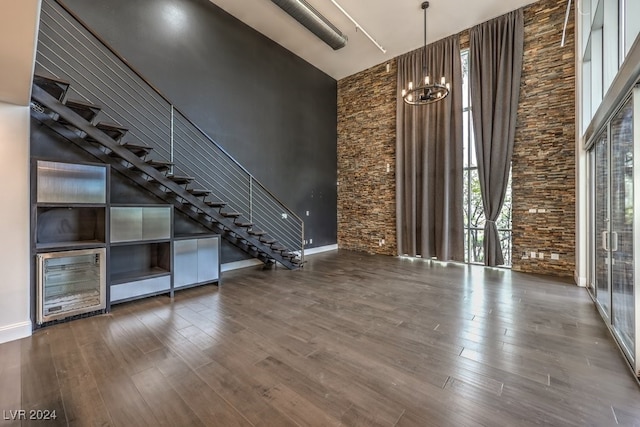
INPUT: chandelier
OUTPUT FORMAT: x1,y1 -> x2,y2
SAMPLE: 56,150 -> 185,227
401,1 -> 450,105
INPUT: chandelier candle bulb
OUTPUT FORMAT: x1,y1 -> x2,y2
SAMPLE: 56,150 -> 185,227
401,1 -> 450,105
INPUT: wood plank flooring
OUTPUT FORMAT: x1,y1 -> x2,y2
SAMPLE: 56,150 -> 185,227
1,250 -> 639,426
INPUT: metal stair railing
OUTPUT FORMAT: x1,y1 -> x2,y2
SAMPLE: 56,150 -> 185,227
35,0 -> 304,262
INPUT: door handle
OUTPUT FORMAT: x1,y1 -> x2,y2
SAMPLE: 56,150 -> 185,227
602,231 -> 609,251
611,231 -> 618,252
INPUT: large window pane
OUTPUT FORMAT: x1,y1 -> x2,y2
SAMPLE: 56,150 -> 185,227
463,110 -> 470,167
498,230 -> 512,267
468,168 -> 485,230
462,48 -> 510,267
462,50 -> 470,109
469,229 -> 484,264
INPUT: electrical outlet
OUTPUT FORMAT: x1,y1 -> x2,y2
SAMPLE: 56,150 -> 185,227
309,238 -> 313,244
530,252 -> 536,259
306,211 -> 310,216
386,163 -> 390,173
551,253 -> 560,260
528,208 -> 536,213
538,252 -> 544,259
538,208 -> 546,213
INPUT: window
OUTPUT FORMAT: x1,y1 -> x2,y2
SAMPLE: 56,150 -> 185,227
462,49 -> 512,266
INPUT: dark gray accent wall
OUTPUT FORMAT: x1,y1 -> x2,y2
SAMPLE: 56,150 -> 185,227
59,0 -> 338,249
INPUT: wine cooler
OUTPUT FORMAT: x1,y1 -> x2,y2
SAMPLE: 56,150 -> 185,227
36,248 -> 106,324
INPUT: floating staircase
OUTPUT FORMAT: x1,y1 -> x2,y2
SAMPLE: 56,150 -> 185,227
31,74 -> 302,269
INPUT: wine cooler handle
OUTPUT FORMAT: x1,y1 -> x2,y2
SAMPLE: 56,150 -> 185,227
602,231 -> 609,251
611,231 -> 618,252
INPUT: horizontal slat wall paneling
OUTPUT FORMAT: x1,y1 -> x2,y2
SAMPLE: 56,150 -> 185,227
172,112 -> 251,215
36,0 -> 172,162
173,108 -> 303,253
251,183 -> 302,251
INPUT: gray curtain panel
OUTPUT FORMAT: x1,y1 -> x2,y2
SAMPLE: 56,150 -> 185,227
470,9 -> 524,266
396,35 -> 463,261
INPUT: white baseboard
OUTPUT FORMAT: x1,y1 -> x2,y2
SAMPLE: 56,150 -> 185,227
221,258 -> 264,272
302,244 -> 338,256
574,270 -> 587,287
221,244 -> 338,272
0,320 -> 32,344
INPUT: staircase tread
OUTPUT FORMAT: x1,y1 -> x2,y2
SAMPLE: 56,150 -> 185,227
235,221 -> 253,228
33,74 -> 70,101
121,141 -> 153,150
34,73 -> 70,86
221,211 -> 241,218
188,188 -> 212,196
109,142 -> 153,158
95,121 -> 128,131
90,121 -> 128,141
145,159 -> 174,171
147,174 -> 193,184
205,201 -> 227,207
260,238 -> 277,245
168,175 -> 195,184
120,142 -> 153,156
60,99 -> 102,123
248,229 -> 266,236
64,98 -> 101,110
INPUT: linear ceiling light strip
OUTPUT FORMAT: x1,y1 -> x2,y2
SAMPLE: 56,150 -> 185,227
329,0 -> 386,53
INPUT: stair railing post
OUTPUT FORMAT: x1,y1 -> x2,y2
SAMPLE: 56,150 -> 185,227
170,105 -> 175,175
301,222 -> 305,264
249,176 -> 253,223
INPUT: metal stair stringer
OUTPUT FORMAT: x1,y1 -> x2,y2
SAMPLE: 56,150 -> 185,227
30,83 -> 301,269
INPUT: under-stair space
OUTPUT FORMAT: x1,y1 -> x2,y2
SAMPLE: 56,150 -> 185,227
31,74 -> 303,270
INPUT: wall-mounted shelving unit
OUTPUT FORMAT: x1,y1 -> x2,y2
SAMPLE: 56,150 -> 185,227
33,160 -> 109,324
109,205 -> 173,304
32,160 -> 221,326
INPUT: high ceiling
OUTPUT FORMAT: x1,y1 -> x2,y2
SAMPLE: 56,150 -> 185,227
209,0 -> 542,80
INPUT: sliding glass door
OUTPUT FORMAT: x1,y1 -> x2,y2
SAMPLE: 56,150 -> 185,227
609,98 -> 635,358
589,91 -> 639,376
593,129 -> 610,318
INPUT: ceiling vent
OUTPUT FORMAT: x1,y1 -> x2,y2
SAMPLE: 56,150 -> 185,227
270,0 -> 347,50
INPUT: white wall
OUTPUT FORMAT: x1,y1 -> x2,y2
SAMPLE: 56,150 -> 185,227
0,105 -> 32,342
0,0 -> 42,343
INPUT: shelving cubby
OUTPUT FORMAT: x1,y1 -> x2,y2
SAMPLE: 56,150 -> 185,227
34,159 -> 109,252
32,159 -> 110,325
108,205 -> 173,305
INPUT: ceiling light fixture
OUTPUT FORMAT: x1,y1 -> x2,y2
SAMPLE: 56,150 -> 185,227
270,0 -> 347,50
329,0 -> 386,54
401,1 -> 450,105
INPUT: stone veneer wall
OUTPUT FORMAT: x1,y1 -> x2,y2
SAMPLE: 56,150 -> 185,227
337,60 -> 398,255
511,0 -> 575,276
337,0 -> 576,277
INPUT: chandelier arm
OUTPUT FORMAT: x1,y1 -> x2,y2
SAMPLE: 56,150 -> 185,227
401,0 -> 450,106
